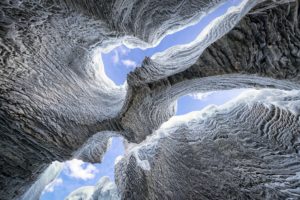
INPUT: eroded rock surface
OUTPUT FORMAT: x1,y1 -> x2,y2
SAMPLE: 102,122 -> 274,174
0,0 -> 227,198
121,0 -> 300,142
116,89 -> 300,199
0,0 -> 300,199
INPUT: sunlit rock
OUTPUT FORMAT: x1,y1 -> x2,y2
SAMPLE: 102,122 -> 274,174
0,0 -> 230,197
120,0 -> 300,142
0,0 -> 300,199
116,89 -> 300,199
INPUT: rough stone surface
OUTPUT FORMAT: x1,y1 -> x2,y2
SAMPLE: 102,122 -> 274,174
0,0 -> 226,199
0,0 -> 300,199
120,0 -> 300,142
116,89 -> 300,200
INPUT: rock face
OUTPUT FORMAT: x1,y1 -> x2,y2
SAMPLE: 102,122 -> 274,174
0,0 -> 226,198
116,89 -> 300,199
121,0 -> 300,142
0,0 -> 300,199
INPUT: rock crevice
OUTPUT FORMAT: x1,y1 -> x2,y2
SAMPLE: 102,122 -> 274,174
0,0 -> 300,199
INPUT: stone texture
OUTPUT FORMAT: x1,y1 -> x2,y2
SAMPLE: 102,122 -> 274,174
116,89 -> 300,200
0,0 -> 226,198
120,0 -> 300,142
0,0 -> 300,199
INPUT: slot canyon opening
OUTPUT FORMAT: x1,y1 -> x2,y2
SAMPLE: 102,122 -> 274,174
3,0 -> 300,199
100,0 -> 242,85
40,137 -> 124,200
33,0 -> 249,199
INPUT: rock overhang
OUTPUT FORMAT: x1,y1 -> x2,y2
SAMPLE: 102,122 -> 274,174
0,0 -> 300,199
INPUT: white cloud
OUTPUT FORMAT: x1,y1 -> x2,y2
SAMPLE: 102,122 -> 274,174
121,59 -> 137,69
64,159 -> 98,180
114,155 -> 124,165
189,92 -> 215,100
112,50 -> 119,64
118,46 -> 130,55
44,178 -> 63,193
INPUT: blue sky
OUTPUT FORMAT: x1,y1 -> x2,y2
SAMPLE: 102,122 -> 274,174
176,89 -> 245,115
41,0 -> 244,199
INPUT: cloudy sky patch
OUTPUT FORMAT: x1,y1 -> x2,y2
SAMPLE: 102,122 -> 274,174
64,159 -> 98,180
121,59 -> 137,69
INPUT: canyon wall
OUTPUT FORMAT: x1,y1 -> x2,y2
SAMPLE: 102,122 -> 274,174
0,0 -> 299,199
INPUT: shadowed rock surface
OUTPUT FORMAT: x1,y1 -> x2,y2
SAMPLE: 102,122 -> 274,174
121,0 -> 300,142
0,0 -> 300,199
116,89 -> 300,199
0,0 -> 227,198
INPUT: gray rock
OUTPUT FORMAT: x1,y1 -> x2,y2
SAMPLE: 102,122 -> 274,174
0,0 -> 300,199
116,89 -> 300,200
0,0 -> 230,198
120,0 -> 300,142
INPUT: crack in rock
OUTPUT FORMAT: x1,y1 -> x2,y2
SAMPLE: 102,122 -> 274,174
0,0 -> 300,199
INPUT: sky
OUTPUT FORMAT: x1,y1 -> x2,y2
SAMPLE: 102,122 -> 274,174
41,0 -> 244,199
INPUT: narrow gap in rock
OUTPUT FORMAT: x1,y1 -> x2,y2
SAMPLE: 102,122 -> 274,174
40,137 -> 124,200
41,0 -> 244,198
101,0 -> 242,85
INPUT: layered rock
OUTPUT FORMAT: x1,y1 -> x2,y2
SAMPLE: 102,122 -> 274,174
116,89 -> 300,200
113,1 -> 300,199
0,0 -> 230,199
120,0 -> 300,142
1,0 -> 300,199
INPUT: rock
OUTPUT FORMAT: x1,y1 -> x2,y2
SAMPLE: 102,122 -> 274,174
116,89 -> 300,199
65,176 -> 120,200
0,0 -> 229,198
0,0 -> 300,199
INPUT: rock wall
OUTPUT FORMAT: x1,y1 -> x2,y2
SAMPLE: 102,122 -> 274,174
120,0 -> 300,142
116,89 -> 300,199
0,0 -> 228,198
0,0 -> 300,199
113,1 -> 300,199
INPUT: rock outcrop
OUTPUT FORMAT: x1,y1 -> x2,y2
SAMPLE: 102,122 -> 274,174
0,0 -> 299,199
116,89 -> 300,199
0,0 -> 227,198
120,0 -> 300,142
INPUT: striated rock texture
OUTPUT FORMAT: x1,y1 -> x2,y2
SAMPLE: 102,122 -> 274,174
116,89 -> 300,199
121,0 -> 300,142
112,1 -> 300,199
0,0 -> 300,199
0,0 -> 227,199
